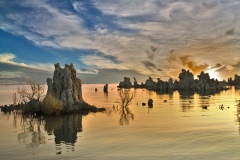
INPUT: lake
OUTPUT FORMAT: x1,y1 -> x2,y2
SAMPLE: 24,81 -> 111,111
0,84 -> 240,160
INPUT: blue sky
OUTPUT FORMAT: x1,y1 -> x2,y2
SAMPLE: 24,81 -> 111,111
0,0 -> 240,84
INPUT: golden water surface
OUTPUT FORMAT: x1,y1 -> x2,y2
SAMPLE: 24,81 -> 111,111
0,84 -> 240,160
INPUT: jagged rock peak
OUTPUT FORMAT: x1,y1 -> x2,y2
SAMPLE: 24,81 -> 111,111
47,63 -> 83,110
54,63 -> 60,69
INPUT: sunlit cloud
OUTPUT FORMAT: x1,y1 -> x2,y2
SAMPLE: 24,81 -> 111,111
79,54 -> 126,70
179,55 -> 209,75
0,53 -> 27,66
0,53 -> 54,83
1,0 -> 88,48
0,53 -> 54,71
92,0 -> 161,17
0,0 -> 240,83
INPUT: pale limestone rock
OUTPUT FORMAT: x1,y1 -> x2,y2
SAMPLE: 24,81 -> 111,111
47,63 -> 83,110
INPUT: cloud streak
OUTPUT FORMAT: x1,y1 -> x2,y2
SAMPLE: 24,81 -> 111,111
0,53 -> 54,83
0,0 -> 240,83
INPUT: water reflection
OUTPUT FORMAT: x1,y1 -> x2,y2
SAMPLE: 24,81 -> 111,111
114,89 -> 134,126
236,91 -> 240,134
179,91 -> 194,112
118,107 -> 134,126
15,113 -> 46,149
181,102 -> 193,112
44,114 -> 82,154
179,90 -> 195,97
178,89 -> 221,97
179,89 -> 222,112
1,86 -> 240,159
104,105 -> 134,126
198,89 -> 221,96
2,112 -> 83,155
199,96 -> 210,109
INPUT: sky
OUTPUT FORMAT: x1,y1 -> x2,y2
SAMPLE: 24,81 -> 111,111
0,0 -> 240,84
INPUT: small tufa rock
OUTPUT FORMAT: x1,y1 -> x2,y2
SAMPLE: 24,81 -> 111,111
103,84 -> 108,93
148,99 -> 153,105
148,99 -> 153,108
202,106 -> 208,109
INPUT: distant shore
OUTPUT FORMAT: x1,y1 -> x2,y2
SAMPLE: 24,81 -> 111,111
117,69 -> 234,93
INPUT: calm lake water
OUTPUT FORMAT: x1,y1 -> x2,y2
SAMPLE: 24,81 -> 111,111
0,84 -> 240,160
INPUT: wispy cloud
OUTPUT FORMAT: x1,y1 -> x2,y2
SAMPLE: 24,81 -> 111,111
0,53 -> 54,83
160,1 -> 193,20
0,53 -> 53,71
79,54 -> 126,70
79,68 -> 98,75
179,55 -> 209,75
1,0 -> 89,48
141,60 -> 157,71
0,53 -> 25,65
1,0 -> 240,83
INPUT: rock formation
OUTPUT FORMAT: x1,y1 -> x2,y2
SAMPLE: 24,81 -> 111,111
133,77 -> 140,88
176,70 -> 226,91
47,63 -> 104,113
178,69 -> 195,90
228,74 -> 240,85
167,78 -> 174,90
118,77 -> 133,88
0,63 -> 105,115
47,63 -> 82,111
117,69 -> 228,95
156,78 -> 168,91
197,71 -> 212,90
148,99 -> 153,105
103,84 -> 108,93
145,77 -> 156,90
234,75 -> 240,85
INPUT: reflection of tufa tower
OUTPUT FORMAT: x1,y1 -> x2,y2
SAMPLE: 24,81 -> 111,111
44,114 -> 83,155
